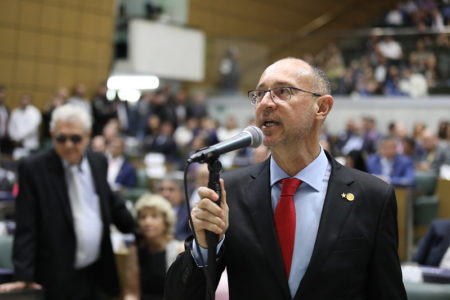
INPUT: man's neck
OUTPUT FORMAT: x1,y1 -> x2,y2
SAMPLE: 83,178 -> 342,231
271,144 -> 321,176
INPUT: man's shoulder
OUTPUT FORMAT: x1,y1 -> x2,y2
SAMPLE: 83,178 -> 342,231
21,149 -> 55,166
335,161 -> 392,193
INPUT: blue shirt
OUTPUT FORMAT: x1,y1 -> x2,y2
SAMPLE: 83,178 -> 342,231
270,148 -> 330,297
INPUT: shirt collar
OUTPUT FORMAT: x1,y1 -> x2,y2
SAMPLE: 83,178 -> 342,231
62,155 -> 88,172
270,147 -> 328,192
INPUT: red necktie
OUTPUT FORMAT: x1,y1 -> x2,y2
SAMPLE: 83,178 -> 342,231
274,178 -> 301,276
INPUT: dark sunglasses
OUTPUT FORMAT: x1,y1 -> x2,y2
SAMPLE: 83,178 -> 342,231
54,134 -> 83,144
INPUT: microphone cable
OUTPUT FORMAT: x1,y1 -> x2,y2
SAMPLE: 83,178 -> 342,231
183,161 -> 217,300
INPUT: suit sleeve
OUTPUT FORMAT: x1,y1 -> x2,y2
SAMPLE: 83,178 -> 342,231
164,237 -> 225,300
368,185 -> 407,300
12,160 -> 38,282
92,152 -> 136,233
108,186 -> 136,234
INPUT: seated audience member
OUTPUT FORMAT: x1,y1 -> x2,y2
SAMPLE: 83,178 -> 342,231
413,219 -> 450,268
146,121 -> 179,166
251,144 -> 271,164
189,163 -> 209,207
0,86 -> 12,155
66,83 -> 92,116
125,194 -> 184,300
366,136 -> 416,186
91,135 -> 107,153
416,129 -> 440,171
157,176 -> 191,241
402,136 -> 426,166
345,150 -> 368,172
107,136 -> 137,192
8,94 -> 42,159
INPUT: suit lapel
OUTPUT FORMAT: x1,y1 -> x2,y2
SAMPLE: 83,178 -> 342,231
243,160 -> 292,299
87,152 -> 107,222
46,149 -> 74,231
295,153 -> 356,298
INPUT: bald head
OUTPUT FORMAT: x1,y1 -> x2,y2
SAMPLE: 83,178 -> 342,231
262,58 -> 331,96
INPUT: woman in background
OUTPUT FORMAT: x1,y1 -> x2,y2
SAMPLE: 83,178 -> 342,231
125,194 -> 184,300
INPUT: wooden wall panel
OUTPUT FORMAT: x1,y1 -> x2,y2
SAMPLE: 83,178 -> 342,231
14,60 -> 36,88
0,58 -> 14,87
0,28 -> 16,55
60,9 -> 79,35
40,5 -> 61,32
58,36 -> 77,62
18,1 -> 41,29
17,31 -> 39,57
36,62 -> 57,89
0,0 -> 19,26
0,0 -> 116,109
37,32 -> 58,60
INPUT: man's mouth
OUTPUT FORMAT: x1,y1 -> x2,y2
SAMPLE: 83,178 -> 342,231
262,120 -> 280,128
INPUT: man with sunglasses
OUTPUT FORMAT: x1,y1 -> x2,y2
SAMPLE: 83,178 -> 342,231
1,104 -> 136,299
165,58 -> 406,299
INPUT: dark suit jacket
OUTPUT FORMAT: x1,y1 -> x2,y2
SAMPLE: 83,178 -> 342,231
174,202 -> 191,241
366,153 -> 416,187
413,219 -> 450,267
165,153 -> 406,300
116,159 -> 137,188
13,149 -> 136,299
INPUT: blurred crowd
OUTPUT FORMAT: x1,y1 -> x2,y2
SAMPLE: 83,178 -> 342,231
322,117 -> 450,181
306,0 -> 450,98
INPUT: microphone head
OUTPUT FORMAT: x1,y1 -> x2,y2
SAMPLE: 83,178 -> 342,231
243,125 -> 264,148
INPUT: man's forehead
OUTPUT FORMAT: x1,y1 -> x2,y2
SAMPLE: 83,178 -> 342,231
53,120 -> 87,133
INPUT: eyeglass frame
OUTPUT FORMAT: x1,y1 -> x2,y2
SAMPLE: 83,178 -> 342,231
247,86 -> 322,105
54,134 -> 83,144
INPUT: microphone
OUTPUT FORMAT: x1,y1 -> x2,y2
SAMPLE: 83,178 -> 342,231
187,125 -> 264,163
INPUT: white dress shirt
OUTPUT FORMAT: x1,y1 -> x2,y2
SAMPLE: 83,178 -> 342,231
64,157 -> 103,269
8,105 -> 41,150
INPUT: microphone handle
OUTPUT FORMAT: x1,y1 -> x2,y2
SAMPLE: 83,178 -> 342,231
205,158 -> 222,292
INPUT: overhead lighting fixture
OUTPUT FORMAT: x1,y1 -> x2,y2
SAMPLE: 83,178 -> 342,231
107,75 -> 159,90
118,89 -> 142,103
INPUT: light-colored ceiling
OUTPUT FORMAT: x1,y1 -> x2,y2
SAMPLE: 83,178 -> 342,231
189,0 -> 398,57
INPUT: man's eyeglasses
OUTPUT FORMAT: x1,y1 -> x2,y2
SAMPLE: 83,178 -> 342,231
54,134 -> 83,144
247,86 -> 322,105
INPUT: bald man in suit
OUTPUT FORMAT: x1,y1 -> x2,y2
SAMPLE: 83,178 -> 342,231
165,58 -> 406,300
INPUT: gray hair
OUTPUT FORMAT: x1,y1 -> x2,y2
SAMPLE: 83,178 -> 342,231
50,104 -> 92,132
276,57 -> 331,96
311,66 -> 331,96
135,193 -> 176,235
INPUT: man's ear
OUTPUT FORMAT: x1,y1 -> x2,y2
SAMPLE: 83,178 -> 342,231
316,95 -> 334,119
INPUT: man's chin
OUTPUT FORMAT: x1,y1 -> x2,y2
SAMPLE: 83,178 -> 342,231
63,155 -> 82,165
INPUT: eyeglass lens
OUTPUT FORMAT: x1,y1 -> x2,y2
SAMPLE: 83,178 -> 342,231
55,134 -> 83,144
250,87 -> 291,103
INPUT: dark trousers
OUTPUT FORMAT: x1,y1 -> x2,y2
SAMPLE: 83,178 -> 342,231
43,263 -> 110,300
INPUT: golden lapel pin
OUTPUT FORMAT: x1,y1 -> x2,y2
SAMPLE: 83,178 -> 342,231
346,193 -> 355,201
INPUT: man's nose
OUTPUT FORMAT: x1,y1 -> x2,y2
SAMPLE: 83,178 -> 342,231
259,91 -> 276,107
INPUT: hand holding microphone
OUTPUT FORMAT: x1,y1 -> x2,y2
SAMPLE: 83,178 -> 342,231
191,179 -> 229,248
189,125 -> 263,248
